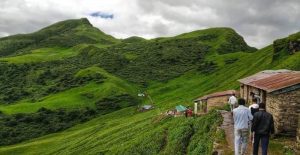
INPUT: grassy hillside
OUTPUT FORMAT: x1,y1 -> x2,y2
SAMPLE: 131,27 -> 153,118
0,44 -> 298,154
0,66 -> 138,114
0,18 -> 299,154
0,108 -> 222,155
90,27 -> 256,84
0,22 -> 256,105
0,46 -> 82,63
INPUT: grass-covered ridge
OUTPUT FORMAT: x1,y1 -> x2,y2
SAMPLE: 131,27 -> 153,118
89,27 -> 257,84
0,18 -> 119,57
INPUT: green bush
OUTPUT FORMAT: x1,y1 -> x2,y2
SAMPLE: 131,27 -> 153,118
96,94 -> 140,112
225,58 -> 238,64
198,61 -> 218,74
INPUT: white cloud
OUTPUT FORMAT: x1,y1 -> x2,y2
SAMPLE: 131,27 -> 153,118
0,0 -> 300,48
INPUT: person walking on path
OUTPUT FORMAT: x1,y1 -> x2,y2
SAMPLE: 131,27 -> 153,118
248,98 -> 259,146
251,103 -> 275,155
228,93 -> 238,112
233,98 -> 253,155
249,98 -> 259,116
250,92 -> 261,104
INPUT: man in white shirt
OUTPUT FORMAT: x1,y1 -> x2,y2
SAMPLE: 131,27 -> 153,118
250,92 -> 261,104
228,93 -> 237,112
233,98 -> 253,155
249,98 -> 259,116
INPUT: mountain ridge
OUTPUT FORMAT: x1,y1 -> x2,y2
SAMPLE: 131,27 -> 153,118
0,18 -> 255,55
0,18 -> 119,57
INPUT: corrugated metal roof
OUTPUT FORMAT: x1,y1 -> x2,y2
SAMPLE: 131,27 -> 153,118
238,70 -> 291,84
194,90 -> 236,102
176,105 -> 187,112
238,70 -> 300,93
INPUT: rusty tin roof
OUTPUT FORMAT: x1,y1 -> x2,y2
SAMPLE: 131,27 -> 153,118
194,90 -> 236,102
238,70 -> 300,93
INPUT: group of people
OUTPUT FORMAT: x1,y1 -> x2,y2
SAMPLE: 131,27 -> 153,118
228,93 -> 275,155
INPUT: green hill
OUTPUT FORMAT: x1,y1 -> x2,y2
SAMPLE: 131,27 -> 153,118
0,18 -> 119,57
122,36 -> 146,43
0,66 -> 138,114
0,18 -> 299,154
90,27 -> 256,84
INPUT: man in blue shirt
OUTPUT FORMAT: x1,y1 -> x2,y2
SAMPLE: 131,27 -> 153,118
233,98 -> 253,155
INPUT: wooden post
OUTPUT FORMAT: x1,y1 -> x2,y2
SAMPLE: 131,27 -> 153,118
194,102 -> 198,114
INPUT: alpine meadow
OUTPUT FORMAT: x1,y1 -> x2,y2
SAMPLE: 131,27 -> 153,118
0,18 -> 299,155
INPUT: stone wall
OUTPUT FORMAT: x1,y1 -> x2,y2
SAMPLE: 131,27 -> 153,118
207,96 -> 229,111
266,89 -> 300,136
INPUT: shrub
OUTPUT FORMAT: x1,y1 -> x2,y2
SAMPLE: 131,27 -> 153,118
225,58 -> 238,64
95,94 -> 140,112
198,61 -> 218,74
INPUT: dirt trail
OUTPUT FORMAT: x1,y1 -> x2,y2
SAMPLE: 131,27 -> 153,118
220,110 -> 234,151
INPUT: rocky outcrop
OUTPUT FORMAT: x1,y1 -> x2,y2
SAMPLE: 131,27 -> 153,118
273,32 -> 300,60
288,40 -> 300,54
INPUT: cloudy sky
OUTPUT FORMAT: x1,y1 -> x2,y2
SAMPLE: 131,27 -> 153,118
1,0 -> 300,48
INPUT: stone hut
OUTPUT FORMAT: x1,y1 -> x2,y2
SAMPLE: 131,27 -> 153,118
238,70 -> 300,136
194,90 -> 237,112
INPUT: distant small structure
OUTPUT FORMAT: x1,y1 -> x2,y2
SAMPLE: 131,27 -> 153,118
175,105 -> 187,116
194,90 -> 237,112
238,69 -> 300,136
137,93 -> 145,97
138,105 -> 154,112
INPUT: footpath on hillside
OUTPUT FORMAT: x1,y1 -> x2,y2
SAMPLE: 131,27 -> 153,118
220,110 -> 234,151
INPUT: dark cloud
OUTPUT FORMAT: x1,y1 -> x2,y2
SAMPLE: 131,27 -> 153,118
0,0 -> 300,48
89,12 -> 114,19
136,0 -> 300,47
152,21 -> 169,35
